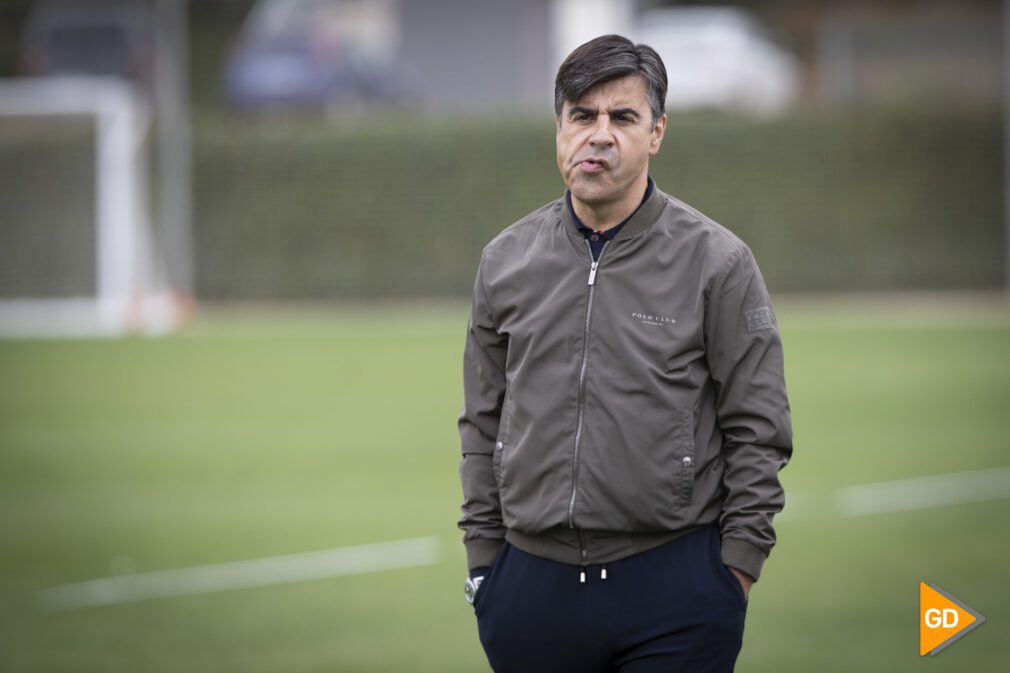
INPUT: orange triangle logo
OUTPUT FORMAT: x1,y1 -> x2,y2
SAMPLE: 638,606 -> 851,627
920,582 -> 985,655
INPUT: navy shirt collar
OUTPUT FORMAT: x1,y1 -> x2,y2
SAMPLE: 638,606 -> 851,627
567,176 -> 654,261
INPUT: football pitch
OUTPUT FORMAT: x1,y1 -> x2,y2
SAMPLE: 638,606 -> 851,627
1,296 -> 1008,672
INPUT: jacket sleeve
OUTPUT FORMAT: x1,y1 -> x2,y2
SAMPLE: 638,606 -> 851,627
703,244 -> 793,582
457,251 -> 508,571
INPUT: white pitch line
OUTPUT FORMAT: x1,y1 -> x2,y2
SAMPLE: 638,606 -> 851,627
37,536 -> 441,613
780,466 -> 1010,521
837,465 -> 1010,518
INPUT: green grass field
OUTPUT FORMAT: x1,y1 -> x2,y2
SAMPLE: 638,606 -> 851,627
1,297 -> 1008,672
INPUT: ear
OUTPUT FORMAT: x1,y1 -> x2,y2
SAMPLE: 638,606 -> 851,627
649,113 -> 667,155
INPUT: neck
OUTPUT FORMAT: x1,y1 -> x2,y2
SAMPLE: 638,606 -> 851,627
571,173 -> 649,232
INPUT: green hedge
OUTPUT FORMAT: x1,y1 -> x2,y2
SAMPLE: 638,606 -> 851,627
193,108 -> 1002,299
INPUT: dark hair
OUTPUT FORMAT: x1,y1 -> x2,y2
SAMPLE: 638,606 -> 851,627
554,34 -> 667,126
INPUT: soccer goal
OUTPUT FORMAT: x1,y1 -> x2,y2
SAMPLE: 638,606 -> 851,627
0,76 -> 182,337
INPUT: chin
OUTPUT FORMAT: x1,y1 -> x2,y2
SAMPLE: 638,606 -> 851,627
570,185 -> 616,207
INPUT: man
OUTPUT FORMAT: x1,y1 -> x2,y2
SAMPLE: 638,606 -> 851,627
458,34 -> 792,673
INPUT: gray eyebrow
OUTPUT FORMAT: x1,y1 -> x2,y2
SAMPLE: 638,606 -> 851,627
609,107 -> 641,119
567,105 -> 642,120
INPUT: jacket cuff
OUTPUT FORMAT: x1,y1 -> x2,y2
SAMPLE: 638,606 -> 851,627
465,537 -> 504,572
721,536 -> 767,582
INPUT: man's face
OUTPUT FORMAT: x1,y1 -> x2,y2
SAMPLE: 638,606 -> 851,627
556,74 -> 666,210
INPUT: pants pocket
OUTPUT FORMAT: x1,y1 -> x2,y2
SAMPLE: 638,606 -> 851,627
473,542 -> 507,616
710,530 -> 747,609
719,561 -> 748,608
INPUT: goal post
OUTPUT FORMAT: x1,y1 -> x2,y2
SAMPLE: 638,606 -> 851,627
0,76 -> 184,337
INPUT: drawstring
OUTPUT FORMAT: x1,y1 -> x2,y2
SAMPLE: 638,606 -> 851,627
578,565 -> 609,582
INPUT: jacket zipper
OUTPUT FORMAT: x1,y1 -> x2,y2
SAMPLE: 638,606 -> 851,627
568,240 -> 607,534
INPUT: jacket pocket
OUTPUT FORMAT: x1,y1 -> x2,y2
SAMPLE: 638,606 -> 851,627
492,438 -> 504,486
579,407 -> 696,531
492,398 -> 512,488
673,410 -> 696,506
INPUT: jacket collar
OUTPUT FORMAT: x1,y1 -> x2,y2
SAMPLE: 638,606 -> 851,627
560,178 -> 666,243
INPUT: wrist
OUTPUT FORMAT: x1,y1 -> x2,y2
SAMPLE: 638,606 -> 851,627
464,574 -> 484,605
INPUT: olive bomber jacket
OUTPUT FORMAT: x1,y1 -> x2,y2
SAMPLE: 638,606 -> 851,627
458,185 -> 793,581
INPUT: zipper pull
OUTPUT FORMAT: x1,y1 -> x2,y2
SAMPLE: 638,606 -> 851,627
601,566 -> 607,581
580,567 -> 587,584
587,261 -> 599,286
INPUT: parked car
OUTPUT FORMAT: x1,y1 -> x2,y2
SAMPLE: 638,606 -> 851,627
223,0 -> 408,113
19,1 -> 152,85
631,6 -> 799,116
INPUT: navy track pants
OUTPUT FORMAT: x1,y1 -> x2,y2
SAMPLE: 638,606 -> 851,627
472,524 -> 747,673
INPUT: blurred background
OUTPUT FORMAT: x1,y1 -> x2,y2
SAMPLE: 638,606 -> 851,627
0,0 -> 1007,671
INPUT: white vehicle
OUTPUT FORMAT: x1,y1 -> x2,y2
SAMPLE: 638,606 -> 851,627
632,6 -> 799,116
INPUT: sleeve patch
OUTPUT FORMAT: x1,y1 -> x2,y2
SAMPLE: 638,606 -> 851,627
745,306 -> 775,333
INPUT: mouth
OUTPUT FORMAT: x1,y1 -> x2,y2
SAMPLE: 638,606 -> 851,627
578,157 -> 609,173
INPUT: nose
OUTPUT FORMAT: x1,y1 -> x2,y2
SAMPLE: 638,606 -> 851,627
588,116 -> 615,148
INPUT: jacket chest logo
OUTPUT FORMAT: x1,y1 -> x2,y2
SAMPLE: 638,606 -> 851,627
631,311 -> 677,327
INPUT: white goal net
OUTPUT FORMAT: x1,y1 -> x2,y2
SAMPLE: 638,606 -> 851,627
0,76 -> 182,337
